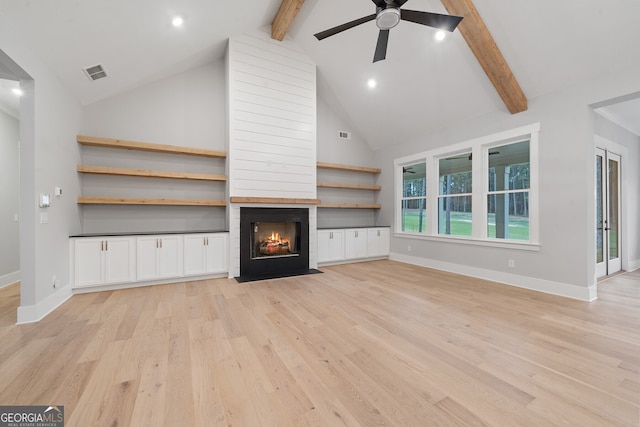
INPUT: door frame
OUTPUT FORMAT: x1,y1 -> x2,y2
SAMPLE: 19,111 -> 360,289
594,136 -> 627,278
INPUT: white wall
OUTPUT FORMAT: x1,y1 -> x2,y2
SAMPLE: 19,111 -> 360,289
227,29 -> 317,200
1,15 -> 84,323
375,64 -> 640,300
593,112 -> 640,271
0,108 -> 20,285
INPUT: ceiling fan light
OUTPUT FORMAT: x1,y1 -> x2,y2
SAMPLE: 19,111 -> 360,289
376,8 -> 401,30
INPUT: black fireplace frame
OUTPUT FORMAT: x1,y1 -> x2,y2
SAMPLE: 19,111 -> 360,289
240,207 -> 310,279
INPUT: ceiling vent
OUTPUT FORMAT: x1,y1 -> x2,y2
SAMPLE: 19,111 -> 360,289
338,131 -> 351,140
83,64 -> 107,81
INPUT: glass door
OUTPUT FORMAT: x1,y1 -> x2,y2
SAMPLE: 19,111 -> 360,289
596,148 -> 621,278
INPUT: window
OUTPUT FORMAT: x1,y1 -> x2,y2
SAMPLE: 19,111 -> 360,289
401,162 -> 426,232
486,140 -> 530,241
394,123 -> 539,246
438,153 -> 472,236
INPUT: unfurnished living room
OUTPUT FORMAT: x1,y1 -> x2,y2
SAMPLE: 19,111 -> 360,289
0,1 -> 639,426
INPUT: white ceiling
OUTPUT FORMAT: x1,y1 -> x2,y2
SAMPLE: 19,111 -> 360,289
1,0 -> 640,146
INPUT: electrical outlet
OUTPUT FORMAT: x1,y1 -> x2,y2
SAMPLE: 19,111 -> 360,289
508,259 -> 515,268
52,275 -> 57,288
407,245 -> 412,252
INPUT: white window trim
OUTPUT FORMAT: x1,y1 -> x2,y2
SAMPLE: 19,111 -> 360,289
394,123 -> 540,248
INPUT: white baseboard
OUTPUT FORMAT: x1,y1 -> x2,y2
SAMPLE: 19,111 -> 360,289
390,252 -> 597,302
628,259 -> 640,272
17,285 -> 73,324
0,271 -> 20,289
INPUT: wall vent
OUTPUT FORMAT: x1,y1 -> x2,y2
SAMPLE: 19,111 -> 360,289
83,64 -> 107,81
338,131 -> 351,140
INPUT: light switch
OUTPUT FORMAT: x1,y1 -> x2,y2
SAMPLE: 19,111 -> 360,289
39,193 -> 51,208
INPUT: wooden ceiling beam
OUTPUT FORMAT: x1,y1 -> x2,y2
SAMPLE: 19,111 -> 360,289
271,0 -> 305,41
440,0 -> 528,114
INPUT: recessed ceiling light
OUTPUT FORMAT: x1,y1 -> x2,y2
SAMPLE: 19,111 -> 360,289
12,88 -> 24,96
367,78 -> 377,89
435,31 -> 446,41
172,16 -> 184,27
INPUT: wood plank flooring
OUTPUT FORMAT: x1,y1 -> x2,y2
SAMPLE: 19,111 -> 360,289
0,261 -> 638,426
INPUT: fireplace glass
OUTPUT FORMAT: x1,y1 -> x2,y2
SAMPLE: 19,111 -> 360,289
251,221 -> 301,259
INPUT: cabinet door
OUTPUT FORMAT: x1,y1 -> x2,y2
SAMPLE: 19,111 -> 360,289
318,230 -> 345,263
183,234 -> 207,276
367,228 -> 390,258
158,235 -> 183,279
204,234 -> 228,274
317,230 -> 333,263
74,238 -> 105,287
345,229 -> 368,260
137,236 -> 160,281
104,238 -> 136,284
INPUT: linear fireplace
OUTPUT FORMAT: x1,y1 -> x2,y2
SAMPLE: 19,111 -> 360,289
240,207 -> 310,279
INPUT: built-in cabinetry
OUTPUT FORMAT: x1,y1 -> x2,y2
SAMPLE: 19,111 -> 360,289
136,235 -> 183,281
317,227 -> 390,265
183,234 -> 229,276
73,237 -> 136,287
70,232 -> 228,290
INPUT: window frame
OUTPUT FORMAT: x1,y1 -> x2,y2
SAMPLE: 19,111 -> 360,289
400,161 -> 427,233
394,123 -> 540,249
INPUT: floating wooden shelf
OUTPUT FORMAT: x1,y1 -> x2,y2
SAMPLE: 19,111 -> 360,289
317,181 -> 381,191
78,197 -> 226,207
77,165 -> 227,182
316,162 -> 380,174
77,135 -> 227,158
229,197 -> 321,205
318,203 -> 381,209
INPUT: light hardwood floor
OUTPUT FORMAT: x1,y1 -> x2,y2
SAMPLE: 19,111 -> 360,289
0,261 -> 638,426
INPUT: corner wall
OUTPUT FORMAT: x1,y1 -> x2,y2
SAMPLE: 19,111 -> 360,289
1,17 -> 84,323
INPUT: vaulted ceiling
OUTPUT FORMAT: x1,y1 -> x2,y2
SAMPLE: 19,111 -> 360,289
1,0 -> 640,147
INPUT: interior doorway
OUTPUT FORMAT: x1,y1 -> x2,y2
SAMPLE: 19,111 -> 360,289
595,148 -> 622,278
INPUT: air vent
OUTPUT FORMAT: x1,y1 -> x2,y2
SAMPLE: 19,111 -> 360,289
338,131 -> 351,140
83,64 -> 107,81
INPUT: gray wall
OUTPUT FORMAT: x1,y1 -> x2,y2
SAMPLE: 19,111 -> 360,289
374,65 -> 640,299
81,61 -> 228,234
316,97 -> 378,229
1,15 -> 84,322
593,112 -> 640,270
81,59 -> 380,233
0,108 -> 19,281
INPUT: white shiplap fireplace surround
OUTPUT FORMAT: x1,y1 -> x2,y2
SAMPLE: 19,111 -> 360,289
226,29 -> 318,278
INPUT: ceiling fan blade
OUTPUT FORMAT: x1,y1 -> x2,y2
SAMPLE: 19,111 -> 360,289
400,9 -> 463,32
394,0 -> 410,6
371,0 -> 386,7
373,29 -> 390,63
314,14 -> 376,40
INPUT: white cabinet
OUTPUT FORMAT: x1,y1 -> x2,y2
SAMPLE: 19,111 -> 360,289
367,228 -> 390,258
345,229 -> 368,260
317,227 -> 390,265
137,235 -> 183,281
318,229 -> 346,263
74,237 -> 136,287
184,233 -> 228,276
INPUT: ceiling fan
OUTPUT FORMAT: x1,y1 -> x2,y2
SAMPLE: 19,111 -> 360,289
314,0 -> 463,63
